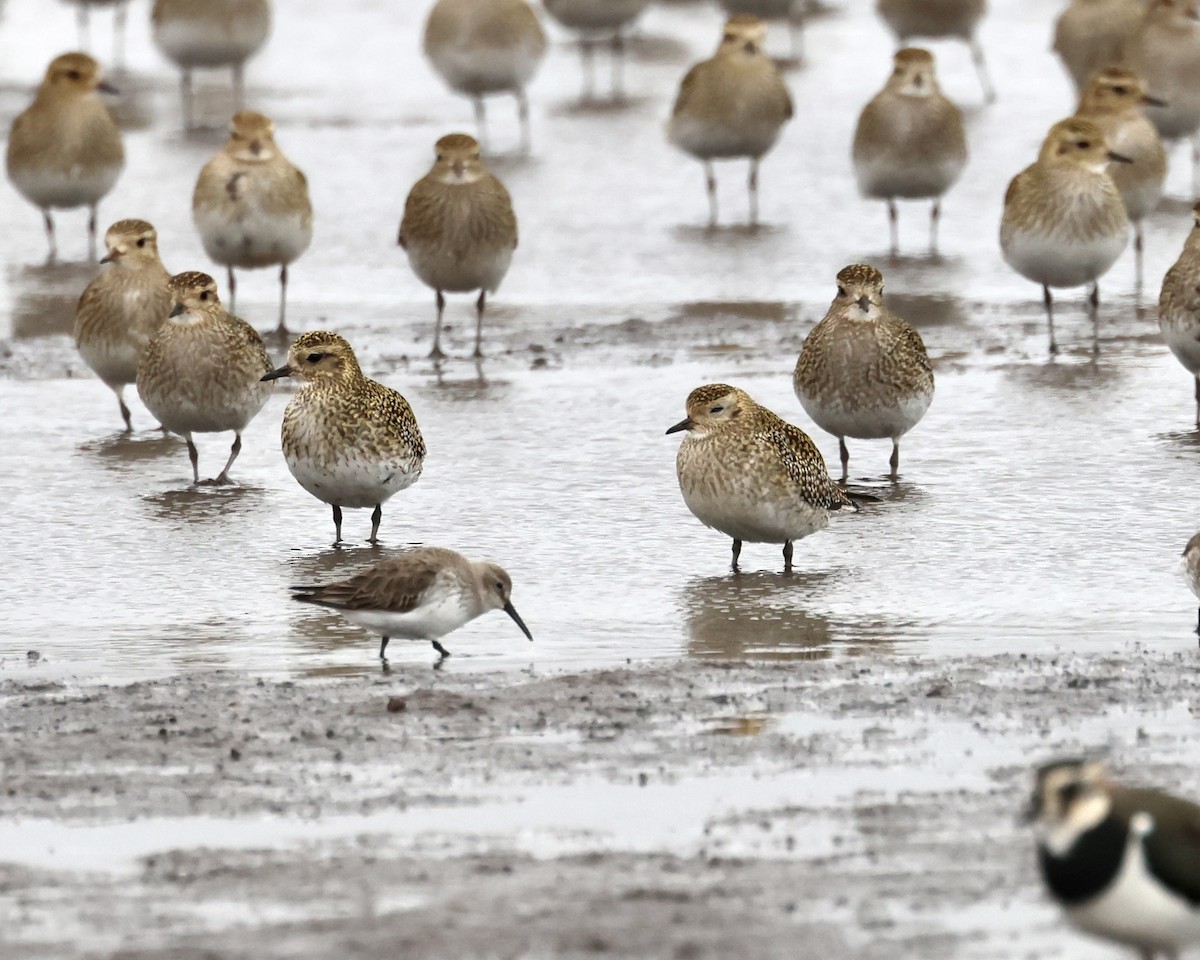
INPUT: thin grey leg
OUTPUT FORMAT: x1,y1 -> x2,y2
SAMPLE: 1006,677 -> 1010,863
430,289 -> 446,359
181,69 -> 194,131
369,504 -> 382,544
783,540 -> 794,572
704,160 -> 718,227
1043,285 -> 1058,356
214,432 -> 242,484
611,31 -> 625,101
227,266 -> 237,313
474,289 -> 486,359
1194,376 -> 1199,428
930,200 -> 940,256
1134,223 -> 1144,292
115,386 -> 133,434
432,640 -> 451,658
185,434 -> 200,485
839,437 -> 849,481
516,89 -> 532,154
889,440 -> 900,480
731,538 -> 742,573
43,210 -> 57,262
232,63 -> 245,111
748,158 -> 760,226
276,264 -> 289,335
580,40 -> 595,102
473,97 -> 489,153
1088,282 -> 1100,357
888,199 -> 899,256
87,205 -> 98,262
379,636 -> 390,659
970,37 -> 996,103
332,504 -> 343,546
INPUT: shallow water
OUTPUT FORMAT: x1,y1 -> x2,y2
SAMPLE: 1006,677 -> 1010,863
2,0 -> 1200,682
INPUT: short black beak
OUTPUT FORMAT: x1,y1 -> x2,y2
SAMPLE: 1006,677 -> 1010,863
168,302 -> 184,318
97,80 -> 119,95
857,295 -> 871,311
1142,94 -> 1168,108
1107,151 -> 1134,164
666,417 -> 693,435
99,253 -> 114,264
261,365 -> 292,382
504,601 -> 533,641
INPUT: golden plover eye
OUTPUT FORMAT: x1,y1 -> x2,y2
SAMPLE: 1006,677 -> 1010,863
306,353 -> 322,363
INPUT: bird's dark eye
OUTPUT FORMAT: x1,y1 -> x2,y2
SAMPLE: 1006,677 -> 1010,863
1077,140 -> 1091,149
136,238 -> 146,248
306,353 -> 323,363
436,153 -> 444,162
1058,782 -> 1082,805
200,291 -> 210,301
1113,85 -> 1128,95
495,581 -> 505,594
710,405 -> 724,414
837,285 -> 847,297
67,70 -> 81,81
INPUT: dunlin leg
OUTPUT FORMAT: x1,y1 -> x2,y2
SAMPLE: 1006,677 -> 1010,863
227,267 -> 237,313
181,69 -> 194,131
731,538 -> 742,573
214,432 -> 242,484
432,640 -> 451,658
232,63 -> 245,111
704,161 -> 718,227
1043,285 -> 1058,356
114,1 -> 128,70
889,441 -> 900,480
331,505 -> 343,546
430,290 -> 446,359
473,290 -> 487,358
369,504 -> 382,544
42,211 -> 57,262
969,38 -> 996,104
887,199 -> 899,256
276,264 -> 289,336
838,437 -> 850,481
473,97 -> 489,153
611,32 -> 626,101
87,205 -> 98,262
185,434 -> 201,485
114,386 -> 133,434
580,40 -> 595,102
747,159 -> 760,226
782,540 -> 794,572
929,200 -> 940,256
379,636 -> 390,659
517,90 -> 532,155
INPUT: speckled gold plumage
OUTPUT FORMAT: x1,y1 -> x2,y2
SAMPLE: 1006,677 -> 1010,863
137,271 -> 272,484
794,265 -> 934,478
670,384 -> 853,572
270,331 -> 425,544
74,219 -> 173,432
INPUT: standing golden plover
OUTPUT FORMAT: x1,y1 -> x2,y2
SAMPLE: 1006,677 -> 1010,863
876,0 -> 994,102
262,331 -> 426,546
74,219 -> 173,433
1000,118 -> 1131,354
423,0 -> 547,154
794,264 -> 934,480
717,0 -> 807,61
667,384 -> 855,573
1074,67 -> 1167,284
291,547 -> 533,662
543,0 -> 649,102
398,134 -> 518,359
667,16 -> 793,227
6,53 -> 123,262
151,0 -> 271,130
192,110 -> 313,337
1122,0 -> 1200,193
1053,0 -> 1145,96
136,271 -> 272,485
852,47 -> 967,255
1158,202 -> 1200,424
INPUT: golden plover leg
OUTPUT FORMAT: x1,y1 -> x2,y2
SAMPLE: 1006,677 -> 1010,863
731,538 -> 742,573
783,539 -> 794,572
611,32 -> 626,101
517,89 -> 532,154
890,440 -> 900,480
748,159 -> 760,225
1043,285 -> 1058,356
704,160 -> 718,227
42,211 -> 57,262
839,437 -> 850,481
929,200 -> 940,256
369,504 -> 382,544
276,264 -> 290,336
227,266 -> 237,313
970,38 -> 995,104
432,640 -> 451,658
213,432 -> 242,485
379,635 -> 390,659
185,434 -> 201,485
474,289 -> 487,359
473,97 -> 489,152
431,290 -> 447,359
181,68 -> 194,131
888,199 -> 899,256
331,505 -> 344,546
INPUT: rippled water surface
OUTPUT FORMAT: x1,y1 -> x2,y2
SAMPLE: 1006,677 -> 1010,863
2,0 -> 1199,681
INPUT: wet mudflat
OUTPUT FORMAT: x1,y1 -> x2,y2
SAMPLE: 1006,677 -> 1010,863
4,0 -> 1200,956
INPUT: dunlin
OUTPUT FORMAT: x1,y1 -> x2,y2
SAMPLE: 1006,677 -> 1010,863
543,0 -> 649,101
1122,0 -> 1200,192
793,264 -> 934,480
876,0 -> 994,102
667,15 -> 793,226
5,53 -> 123,262
667,384 -> 855,573
1053,0 -> 1145,96
261,332 -> 426,546
1158,202 -> 1200,423
151,0 -> 271,129
718,0 -> 807,61
65,0 -> 130,68
1000,117 -> 1131,354
291,547 -> 533,661
398,134 -> 518,359
852,47 -> 967,255
1182,532 -> 1200,633
423,0 -> 547,153
136,271 -> 272,485
192,110 -> 313,336
74,220 -> 173,433
1029,759 -> 1200,960
1074,67 -> 1167,283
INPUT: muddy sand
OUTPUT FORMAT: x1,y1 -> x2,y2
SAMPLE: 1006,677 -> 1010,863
4,648 -> 1199,959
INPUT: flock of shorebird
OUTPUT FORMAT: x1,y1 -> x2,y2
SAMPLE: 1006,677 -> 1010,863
12,0 -> 1200,956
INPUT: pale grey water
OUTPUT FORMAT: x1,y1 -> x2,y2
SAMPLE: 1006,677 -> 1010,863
1,0 -> 1199,681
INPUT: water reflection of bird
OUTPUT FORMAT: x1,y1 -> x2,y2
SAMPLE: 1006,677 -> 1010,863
680,571 -> 834,661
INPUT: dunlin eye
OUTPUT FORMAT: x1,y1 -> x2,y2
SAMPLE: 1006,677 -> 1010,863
306,353 -> 322,363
